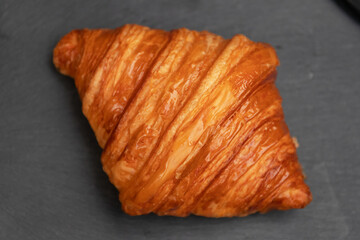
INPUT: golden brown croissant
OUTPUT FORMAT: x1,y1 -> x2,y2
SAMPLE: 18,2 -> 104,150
53,24 -> 312,217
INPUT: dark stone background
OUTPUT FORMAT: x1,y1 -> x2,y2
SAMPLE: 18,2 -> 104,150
1,0 -> 359,239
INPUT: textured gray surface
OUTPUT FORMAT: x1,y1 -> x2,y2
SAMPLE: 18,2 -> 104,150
1,0 -> 359,239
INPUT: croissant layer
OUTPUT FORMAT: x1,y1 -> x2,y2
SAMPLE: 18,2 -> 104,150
53,24 -> 312,217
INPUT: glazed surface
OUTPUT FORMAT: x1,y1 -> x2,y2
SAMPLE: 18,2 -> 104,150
53,24 -> 311,217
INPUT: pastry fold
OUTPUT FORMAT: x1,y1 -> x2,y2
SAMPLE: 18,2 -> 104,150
53,24 -> 312,217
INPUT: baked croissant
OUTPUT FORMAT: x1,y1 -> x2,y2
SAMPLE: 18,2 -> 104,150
53,24 -> 312,217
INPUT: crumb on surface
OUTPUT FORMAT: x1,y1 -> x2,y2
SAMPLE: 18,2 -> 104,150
292,137 -> 299,148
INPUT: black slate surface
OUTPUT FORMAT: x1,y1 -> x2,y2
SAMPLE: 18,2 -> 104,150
1,0 -> 359,239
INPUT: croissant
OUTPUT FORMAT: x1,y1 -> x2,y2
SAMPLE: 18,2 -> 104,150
53,24 -> 312,217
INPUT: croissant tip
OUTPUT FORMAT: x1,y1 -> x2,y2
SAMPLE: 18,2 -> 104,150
287,187 -> 312,209
266,184 -> 312,212
53,29 -> 84,78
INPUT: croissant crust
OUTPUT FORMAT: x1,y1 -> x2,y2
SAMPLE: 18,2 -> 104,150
53,24 -> 312,217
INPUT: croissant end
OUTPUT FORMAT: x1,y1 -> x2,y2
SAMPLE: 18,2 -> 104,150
53,30 -> 84,78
